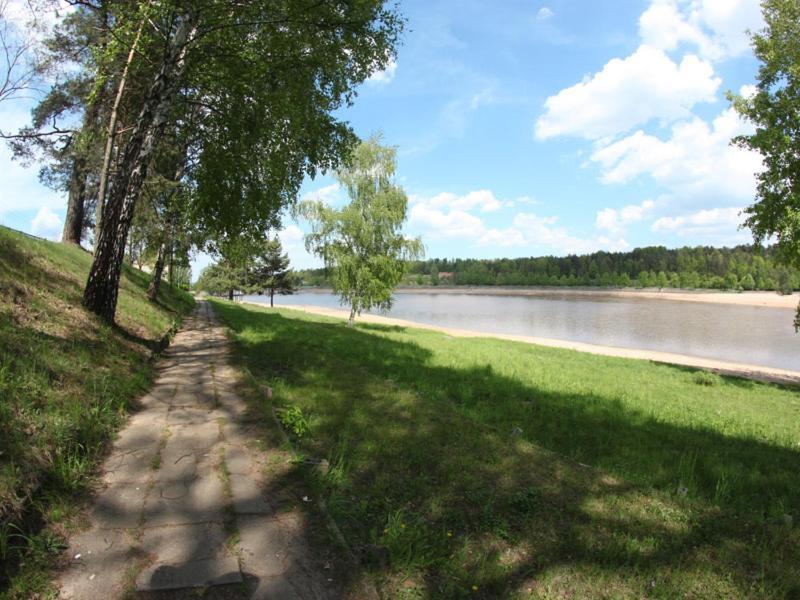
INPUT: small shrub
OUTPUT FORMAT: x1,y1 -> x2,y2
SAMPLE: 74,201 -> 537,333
693,371 -> 722,386
277,405 -> 310,438
379,509 -> 443,570
48,445 -> 92,493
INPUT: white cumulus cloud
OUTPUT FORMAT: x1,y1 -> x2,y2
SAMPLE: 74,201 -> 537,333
301,183 -> 342,205
535,45 -> 719,140
510,212 -> 629,254
652,207 -> 745,238
595,200 -> 655,235
409,203 -> 485,239
640,0 -> 762,62
536,7 -> 554,21
414,189 -> 508,213
30,206 -> 62,240
366,58 -> 397,85
590,106 -> 763,206
409,190 -> 630,255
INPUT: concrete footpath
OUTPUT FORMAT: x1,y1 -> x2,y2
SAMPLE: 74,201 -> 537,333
59,302 -> 341,599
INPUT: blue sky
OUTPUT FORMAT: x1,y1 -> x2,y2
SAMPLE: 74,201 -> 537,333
0,0 -> 765,275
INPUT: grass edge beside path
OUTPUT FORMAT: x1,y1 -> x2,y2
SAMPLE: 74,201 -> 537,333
0,226 -> 195,598
212,299 -> 800,600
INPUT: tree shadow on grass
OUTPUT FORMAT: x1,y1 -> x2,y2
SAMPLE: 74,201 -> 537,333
215,302 -> 800,598
356,322 -> 408,334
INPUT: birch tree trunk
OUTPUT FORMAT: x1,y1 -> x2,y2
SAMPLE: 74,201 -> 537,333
83,12 -> 198,321
93,17 -> 145,248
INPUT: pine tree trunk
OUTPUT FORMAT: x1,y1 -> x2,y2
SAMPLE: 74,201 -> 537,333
147,241 -> 167,301
61,154 -> 87,244
83,12 -> 198,321
62,8 -> 109,246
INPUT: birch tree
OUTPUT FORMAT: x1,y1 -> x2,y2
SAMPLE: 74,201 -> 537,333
302,136 -> 423,326
81,0 -> 404,321
731,0 -> 800,328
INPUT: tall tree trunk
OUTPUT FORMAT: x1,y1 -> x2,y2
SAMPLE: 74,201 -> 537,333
147,241 -> 167,301
270,288 -> 274,307
228,288 -> 233,301
83,12 -> 198,321
146,160 -> 186,302
63,7 -> 110,245
94,17 -> 145,248
167,244 -> 174,284
61,154 -> 88,244
348,305 -> 356,327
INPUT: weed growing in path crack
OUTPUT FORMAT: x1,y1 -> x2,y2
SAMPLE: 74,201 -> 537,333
150,429 -> 169,472
120,548 -> 152,598
210,363 -> 221,408
215,447 -> 241,557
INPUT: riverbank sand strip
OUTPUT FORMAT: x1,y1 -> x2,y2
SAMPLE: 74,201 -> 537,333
332,287 -> 798,309
59,301 -> 341,599
251,302 -> 800,387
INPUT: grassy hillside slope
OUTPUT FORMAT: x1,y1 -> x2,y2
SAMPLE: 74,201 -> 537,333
0,226 -> 193,595
213,300 -> 800,599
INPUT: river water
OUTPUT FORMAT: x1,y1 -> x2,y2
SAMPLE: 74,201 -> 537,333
243,290 -> 800,372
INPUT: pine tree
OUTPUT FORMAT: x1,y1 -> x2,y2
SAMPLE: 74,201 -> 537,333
252,239 -> 297,307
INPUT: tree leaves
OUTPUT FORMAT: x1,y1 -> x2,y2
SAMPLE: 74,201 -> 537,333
301,136 -> 423,322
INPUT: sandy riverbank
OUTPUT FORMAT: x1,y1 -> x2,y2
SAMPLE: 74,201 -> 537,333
245,301 -> 800,386
301,286 -> 799,309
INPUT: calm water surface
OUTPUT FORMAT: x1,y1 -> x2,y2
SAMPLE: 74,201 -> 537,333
243,290 -> 800,371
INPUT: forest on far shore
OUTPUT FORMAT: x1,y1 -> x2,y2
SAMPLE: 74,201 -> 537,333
297,245 -> 800,292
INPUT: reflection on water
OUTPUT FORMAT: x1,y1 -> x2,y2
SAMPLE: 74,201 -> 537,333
242,290 -> 800,372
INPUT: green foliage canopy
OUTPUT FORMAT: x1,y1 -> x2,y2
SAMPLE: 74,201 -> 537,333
732,0 -> 800,268
730,0 -> 800,326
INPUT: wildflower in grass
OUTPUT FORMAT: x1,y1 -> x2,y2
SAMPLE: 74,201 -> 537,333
447,531 -> 453,537
472,585 -> 479,592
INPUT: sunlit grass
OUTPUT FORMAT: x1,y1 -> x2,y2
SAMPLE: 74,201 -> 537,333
0,226 -> 194,596
214,299 -> 800,599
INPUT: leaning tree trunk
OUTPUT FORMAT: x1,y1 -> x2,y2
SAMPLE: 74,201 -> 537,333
83,13 -> 198,321
348,306 -> 356,327
147,241 -> 167,301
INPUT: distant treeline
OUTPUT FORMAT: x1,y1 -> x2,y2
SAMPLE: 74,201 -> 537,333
298,245 -> 800,292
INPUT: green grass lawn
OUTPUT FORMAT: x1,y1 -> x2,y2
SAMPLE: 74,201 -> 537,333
0,226 -> 194,596
213,299 -> 800,599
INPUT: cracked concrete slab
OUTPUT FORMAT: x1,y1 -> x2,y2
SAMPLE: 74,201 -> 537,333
59,528 -> 133,599
143,474 -> 227,527
57,301 -> 347,599
90,482 -> 147,529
